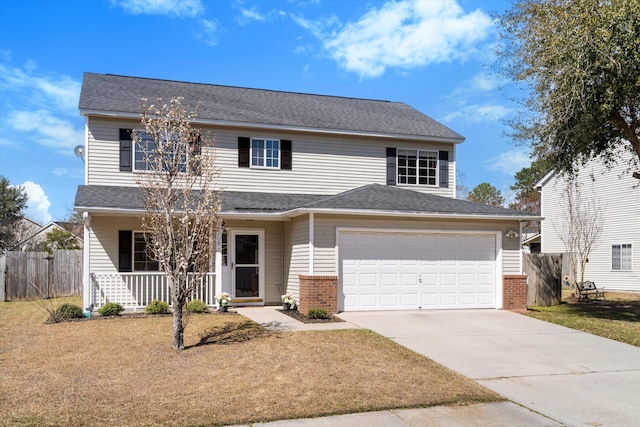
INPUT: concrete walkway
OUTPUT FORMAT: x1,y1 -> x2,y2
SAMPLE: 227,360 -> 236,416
338,309 -> 640,427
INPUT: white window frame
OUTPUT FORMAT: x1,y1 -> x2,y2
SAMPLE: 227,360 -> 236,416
251,138 -> 280,169
397,148 -> 438,186
611,243 -> 632,271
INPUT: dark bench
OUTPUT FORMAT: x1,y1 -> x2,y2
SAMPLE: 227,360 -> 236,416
576,281 -> 605,301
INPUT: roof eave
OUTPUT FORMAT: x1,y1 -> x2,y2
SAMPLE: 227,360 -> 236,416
284,207 -> 542,221
79,109 -> 465,144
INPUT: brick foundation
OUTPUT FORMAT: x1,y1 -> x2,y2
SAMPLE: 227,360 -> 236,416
298,275 -> 338,315
503,274 -> 528,310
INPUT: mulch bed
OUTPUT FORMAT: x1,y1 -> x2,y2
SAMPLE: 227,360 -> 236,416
278,308 -> 344,323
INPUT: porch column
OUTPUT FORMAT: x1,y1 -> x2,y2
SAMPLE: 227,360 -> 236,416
82,212 -> 91,311
308,212 -> 314,275
214,220 -> 223,304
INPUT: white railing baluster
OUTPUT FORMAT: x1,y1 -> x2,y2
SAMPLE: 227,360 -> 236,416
90,272 -> 216,311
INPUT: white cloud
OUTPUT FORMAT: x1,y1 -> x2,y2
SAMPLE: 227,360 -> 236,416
21,181 -> 52,224
441,103 -> 512,124
484,149 -> 532,176
0,63 -> 81,114
238,6 -> 265,24
196,19 -> 221,46
311,0 -> 492,78
112,0 -> 203,17
7,110 -> 84,153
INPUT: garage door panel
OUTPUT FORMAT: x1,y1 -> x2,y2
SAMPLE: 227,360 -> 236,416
421,293 -> 438,307
440,293 -> 458,305
380,273 -> 398,286
340,231 -> 497,311
401,293 -> 418,306
401,273 -> 418,286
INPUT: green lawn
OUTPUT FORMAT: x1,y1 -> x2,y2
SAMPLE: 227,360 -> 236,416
525,291 -> 640,347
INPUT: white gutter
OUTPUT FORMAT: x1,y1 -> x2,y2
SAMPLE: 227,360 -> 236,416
76,204 -> 541,222
79,109 -> 465,144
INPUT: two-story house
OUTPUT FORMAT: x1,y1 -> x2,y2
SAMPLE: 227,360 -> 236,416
75,72 -> 538,313
536,150 -> 639,291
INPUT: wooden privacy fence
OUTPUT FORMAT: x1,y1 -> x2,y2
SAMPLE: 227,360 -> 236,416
1,250 -> 83,300
522,253 -> 567,307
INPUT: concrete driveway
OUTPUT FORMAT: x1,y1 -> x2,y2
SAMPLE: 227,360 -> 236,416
338,309 -> 640,427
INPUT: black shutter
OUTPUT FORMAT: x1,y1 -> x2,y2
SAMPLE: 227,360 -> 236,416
118,230 -> 132,272
281,139 -> 292,170
190,133 -> 202,174
439,150 -> 449,188
386,147 -> 397,186
238,137 -> 250,168
119,128 -> 132,172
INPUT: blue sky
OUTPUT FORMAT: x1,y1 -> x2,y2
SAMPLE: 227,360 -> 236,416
0,0 -> 531,224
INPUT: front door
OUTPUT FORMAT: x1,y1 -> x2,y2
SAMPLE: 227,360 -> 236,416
231,230 -> 264,301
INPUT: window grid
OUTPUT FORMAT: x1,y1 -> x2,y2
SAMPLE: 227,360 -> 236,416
397,149 -> 437,186
134,132 -> 187,172
612,244 -> 632,271
251,138 -> 280,169
133,232 -> 159,271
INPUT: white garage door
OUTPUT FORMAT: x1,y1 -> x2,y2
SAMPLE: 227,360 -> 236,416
339,231 -> 497,311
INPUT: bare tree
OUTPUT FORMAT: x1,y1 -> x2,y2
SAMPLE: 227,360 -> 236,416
555,179 -> 604,284
134,97 -> 221,350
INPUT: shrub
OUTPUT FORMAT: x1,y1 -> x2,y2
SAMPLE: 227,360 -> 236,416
145,300 -> 169,314
98,302 -> 124,316
54,303 -> 84,319
307,307 -> 329,319
186,299 -> 208,313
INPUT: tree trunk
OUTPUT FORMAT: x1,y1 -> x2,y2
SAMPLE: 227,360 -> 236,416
172,300 -> 185,350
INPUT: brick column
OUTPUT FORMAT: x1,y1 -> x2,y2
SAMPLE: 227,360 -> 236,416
503,274 -> 528,310
298,275 -> 338,315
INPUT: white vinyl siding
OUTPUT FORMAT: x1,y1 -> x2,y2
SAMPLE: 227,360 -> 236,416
88,216 -> 143,273
283,216 -> 309,303
86,117 -> 456,198
312,215 -> 519,276
540,151 -> 640,291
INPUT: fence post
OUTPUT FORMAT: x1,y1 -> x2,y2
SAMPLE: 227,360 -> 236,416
0,254 -> 5,302
45,254 -> 54,299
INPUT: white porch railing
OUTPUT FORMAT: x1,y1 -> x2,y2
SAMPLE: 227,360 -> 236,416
90,272 -> 216,311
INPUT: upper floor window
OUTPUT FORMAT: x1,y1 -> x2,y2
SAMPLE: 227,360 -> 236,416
251,138 -> 280,169
397,149 -> 437,186
134,132 -> 187,172
612,244 -> 632,271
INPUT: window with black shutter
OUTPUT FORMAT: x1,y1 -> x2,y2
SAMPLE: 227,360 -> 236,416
118,230 -> 132,272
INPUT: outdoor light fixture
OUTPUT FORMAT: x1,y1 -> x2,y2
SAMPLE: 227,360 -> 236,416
505,229 -> 519,239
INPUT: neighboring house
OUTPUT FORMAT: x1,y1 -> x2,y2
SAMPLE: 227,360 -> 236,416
13,221 -> 83,252
536,151 -> 640,291
9,217 -> 42,250
75,72 -> 539,313
521,233 -> 541,254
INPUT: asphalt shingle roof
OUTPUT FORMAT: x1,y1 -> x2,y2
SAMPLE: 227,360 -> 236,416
74,184 -> 535,218
79,73 -> 464,141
